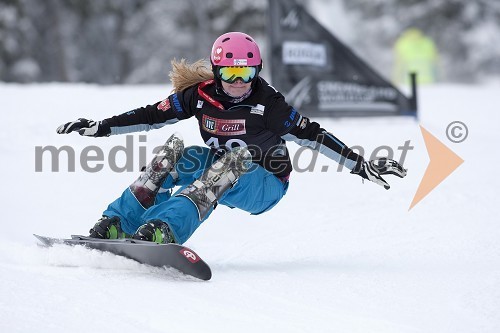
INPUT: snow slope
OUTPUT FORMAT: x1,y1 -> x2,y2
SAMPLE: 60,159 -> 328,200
0,83 -> 499,333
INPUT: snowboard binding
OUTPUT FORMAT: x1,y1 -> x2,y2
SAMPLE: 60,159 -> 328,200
132,220 -> 176,244
89,216 -> 126,239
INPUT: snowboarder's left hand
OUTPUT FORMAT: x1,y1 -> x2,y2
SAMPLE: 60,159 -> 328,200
352,158 -> 407,190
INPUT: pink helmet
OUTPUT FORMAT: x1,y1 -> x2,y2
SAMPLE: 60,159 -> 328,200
211,32 -> 262,67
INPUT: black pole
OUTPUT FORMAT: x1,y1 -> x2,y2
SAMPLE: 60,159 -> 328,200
409,72 -> 418,118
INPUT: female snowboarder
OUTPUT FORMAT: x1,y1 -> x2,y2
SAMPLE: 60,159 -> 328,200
57,32 -> 406,244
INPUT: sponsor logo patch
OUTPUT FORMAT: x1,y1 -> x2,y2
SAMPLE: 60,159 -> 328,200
157,98 -> 171,111
202,115 -> 246,136
213,47 -> 223,64
197,100 -> 204,108
180,248 -> 200,263
234,59 -> 248,66
250,104 -> 265,116
205,117 -> 216,131
299,117 -> 308,129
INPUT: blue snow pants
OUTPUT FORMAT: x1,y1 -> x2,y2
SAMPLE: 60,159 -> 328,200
103,146 -> 289,244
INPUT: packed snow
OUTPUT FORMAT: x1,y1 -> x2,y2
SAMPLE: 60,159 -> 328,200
0,82 -> 498,332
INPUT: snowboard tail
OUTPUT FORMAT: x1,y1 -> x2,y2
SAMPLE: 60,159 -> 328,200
34,234 -> 211,281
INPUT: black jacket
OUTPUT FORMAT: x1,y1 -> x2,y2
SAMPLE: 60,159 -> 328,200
104,78 -> 363,177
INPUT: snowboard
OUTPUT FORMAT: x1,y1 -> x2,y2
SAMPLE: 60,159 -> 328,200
33,234 -> 212,281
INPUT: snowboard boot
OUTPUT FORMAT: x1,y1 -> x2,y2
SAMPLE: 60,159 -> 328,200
178,146 -> 252,221
132,220 -> 176,244
89,216 -> 127,239
129,133 -> 184,208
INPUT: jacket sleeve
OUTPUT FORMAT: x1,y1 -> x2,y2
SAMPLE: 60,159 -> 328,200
266,96 -> 363,171
103,85 -> 198,135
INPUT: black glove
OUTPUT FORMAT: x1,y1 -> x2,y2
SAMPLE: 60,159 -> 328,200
56,118 -> 110,137
352,158 -> 407,190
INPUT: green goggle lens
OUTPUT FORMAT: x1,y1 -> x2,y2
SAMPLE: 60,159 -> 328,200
218,66 -> 257,83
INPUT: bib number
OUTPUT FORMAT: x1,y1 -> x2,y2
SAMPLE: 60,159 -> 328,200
205,137 -> 247,151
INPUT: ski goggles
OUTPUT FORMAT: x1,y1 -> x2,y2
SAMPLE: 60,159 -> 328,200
218,66 -> 257,83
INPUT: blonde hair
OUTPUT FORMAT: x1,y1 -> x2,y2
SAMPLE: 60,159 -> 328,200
169,58 -> 214,93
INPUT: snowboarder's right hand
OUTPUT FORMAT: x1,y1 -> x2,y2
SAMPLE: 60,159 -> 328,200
56,118 -> 110,137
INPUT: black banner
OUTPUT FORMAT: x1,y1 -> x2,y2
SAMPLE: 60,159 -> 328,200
267,0 -> 417,117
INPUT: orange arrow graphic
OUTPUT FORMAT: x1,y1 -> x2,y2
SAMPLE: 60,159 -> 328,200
409,125 -> 464,211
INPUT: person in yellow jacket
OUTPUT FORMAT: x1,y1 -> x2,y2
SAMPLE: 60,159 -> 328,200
393,28 -> 439,85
